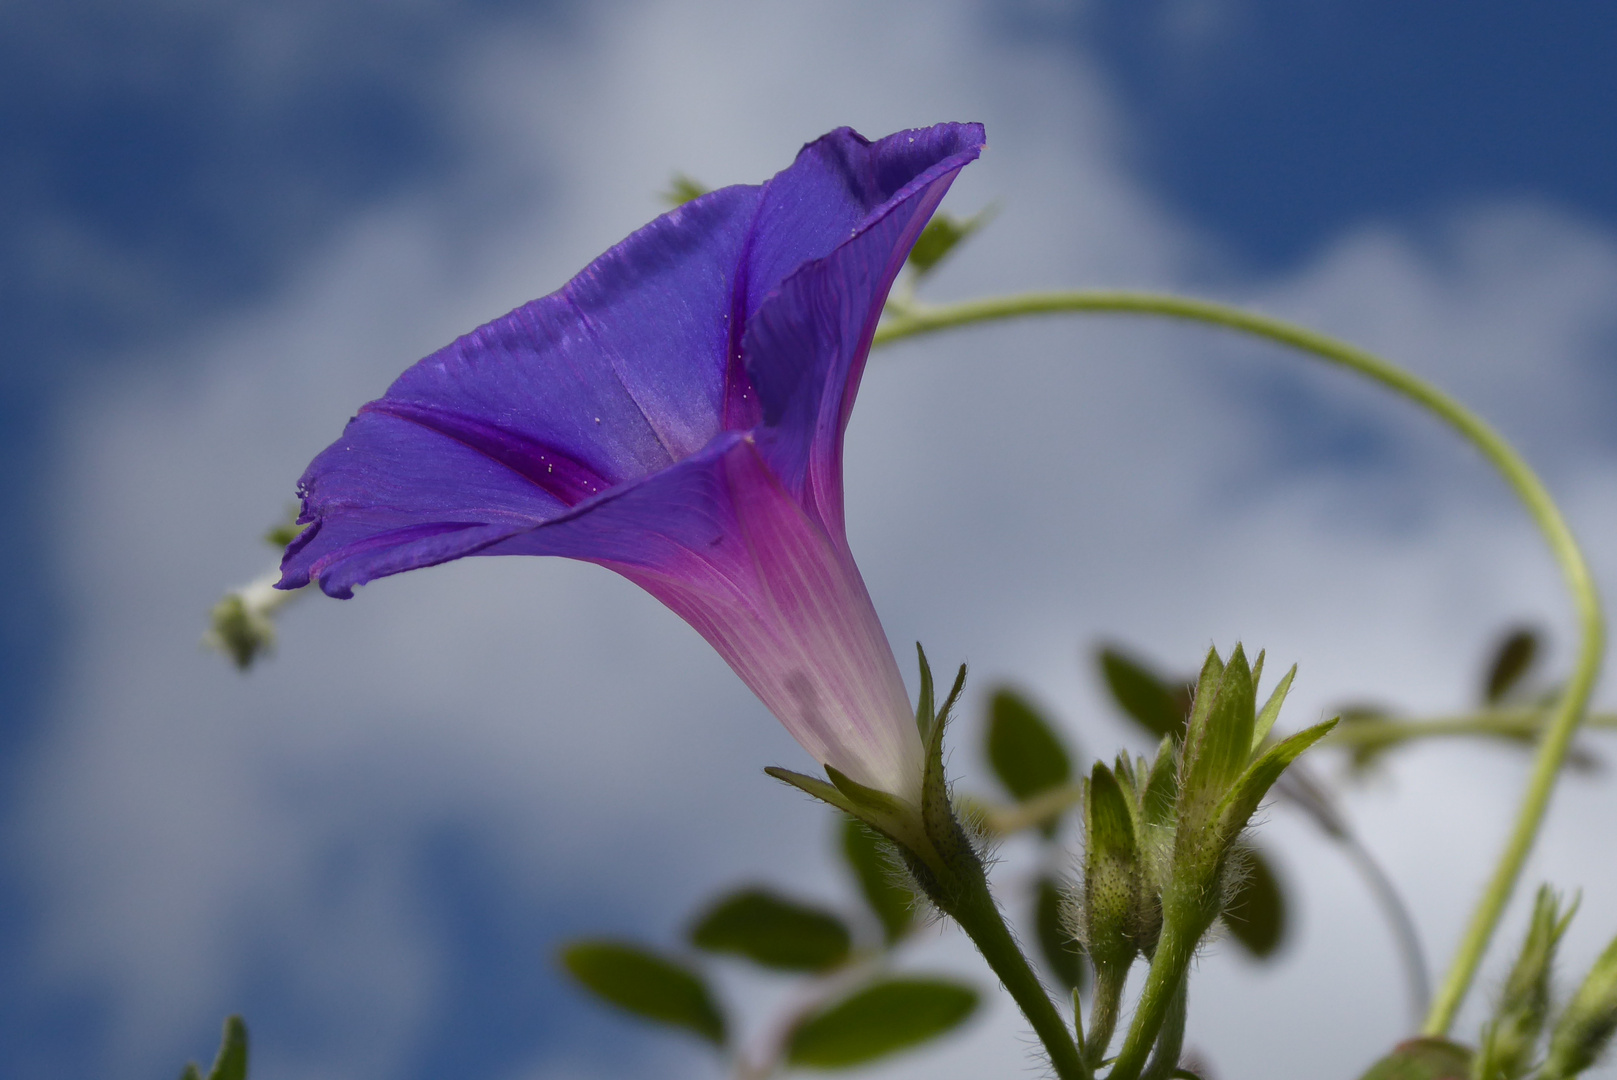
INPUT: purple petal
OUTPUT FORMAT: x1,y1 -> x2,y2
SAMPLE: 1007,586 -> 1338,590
741,124 -> 986,325
743,129 -> 982,533
719,123 -> 986,431
282,184 -> 764,596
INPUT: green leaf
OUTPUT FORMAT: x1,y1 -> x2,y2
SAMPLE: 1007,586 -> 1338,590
1355,1037 -> 1473,1080
1035,876 -> 1088,992
841,817 -> 914,944
905,207 -> 994,277
662,174 -> 710,207
180,1068 -> 203,1080
1222,847 -> 1287,959
689,888 -> 851,972
1098,647 -> 1192,739
559,940 -> 726,1046
986,688 -> 1073,807
786,978 -> 979,1068
1484,627 -> 1541,704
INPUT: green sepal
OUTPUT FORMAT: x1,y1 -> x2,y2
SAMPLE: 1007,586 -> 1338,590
1252,663 -> 1297,751
915,643 -> 936,740
1186,644 -> 1256,804
1141,736 -> 1179,831
1213,717 -> 1338,845
1085,762 -> 1142,969
559,940 -> 727,1046
766,767 -> 863,819
919,663 -> 977,891
688,888 -> 852,972
785,977 -> 979,1068
1356,1037 -> 1473,1080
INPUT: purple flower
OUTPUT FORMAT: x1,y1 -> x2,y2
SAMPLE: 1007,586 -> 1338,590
279,123 -> 985,802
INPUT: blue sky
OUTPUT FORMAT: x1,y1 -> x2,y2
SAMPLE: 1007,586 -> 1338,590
4,3 -> 1617,1079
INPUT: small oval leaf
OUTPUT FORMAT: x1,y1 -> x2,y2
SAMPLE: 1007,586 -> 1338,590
689,888 -> 851,972
559,940 -> 726,1045
841,817 -> 914,944
1356,1037 -> 1473,1080
1484,626 -> 1540,704
1035,877 -> 1088,992
986,687 -> 1073,804
1222,847 -> 1288,960
1098,647 -> 1192,740
786,978 -> 979,1068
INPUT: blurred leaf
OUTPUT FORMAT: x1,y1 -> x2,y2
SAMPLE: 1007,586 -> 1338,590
1355,1037 -> 1472,1080
1485,627 -> 1541,704
906,207 -> 994,277
559,940 -> 726,1045
786,978 -> 978,1068
263,506 -> 306,549
662,174 -> 710,207
689,888 -> 851,972
179,1015 -> 248,1080
841,817 -> 914,943
1034,876 -> 1088,992
1098,646 -> 1192,740
1222,847 -> 1288,960
986,688 -> 1073,812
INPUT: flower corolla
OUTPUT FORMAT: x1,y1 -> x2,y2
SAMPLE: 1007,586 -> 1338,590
279,123 -> 986,803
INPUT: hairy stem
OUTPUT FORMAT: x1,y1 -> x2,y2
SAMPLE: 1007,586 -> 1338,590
1140,976 -> 1189,1080
1108,920 -> 1195,1080
1084,964 -> 1128,1069
876,291 -> 1604,1036
946,874 -> 1089,1080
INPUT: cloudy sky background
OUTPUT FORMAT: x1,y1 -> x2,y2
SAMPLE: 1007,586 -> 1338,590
5,1 -> 1617,1078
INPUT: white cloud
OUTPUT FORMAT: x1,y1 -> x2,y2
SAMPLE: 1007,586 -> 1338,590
17,0 -> 1617,1077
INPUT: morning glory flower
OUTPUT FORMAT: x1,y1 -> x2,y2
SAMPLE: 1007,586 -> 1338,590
279,123 -> 985,803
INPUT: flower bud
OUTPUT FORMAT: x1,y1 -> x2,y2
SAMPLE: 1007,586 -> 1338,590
1543,929 -> 1617,1079
1476,885 -> 1573,1080
1082,762 -> 1141,972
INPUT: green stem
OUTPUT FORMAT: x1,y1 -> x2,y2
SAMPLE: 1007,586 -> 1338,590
1084,964 -> 1128,1069
1140,976 -> 1189,1080
876,291 -> 1605,1036
1108,920 -> 1196,1080
1325,710 -> 1617,751
948,874 -> 1089,1080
